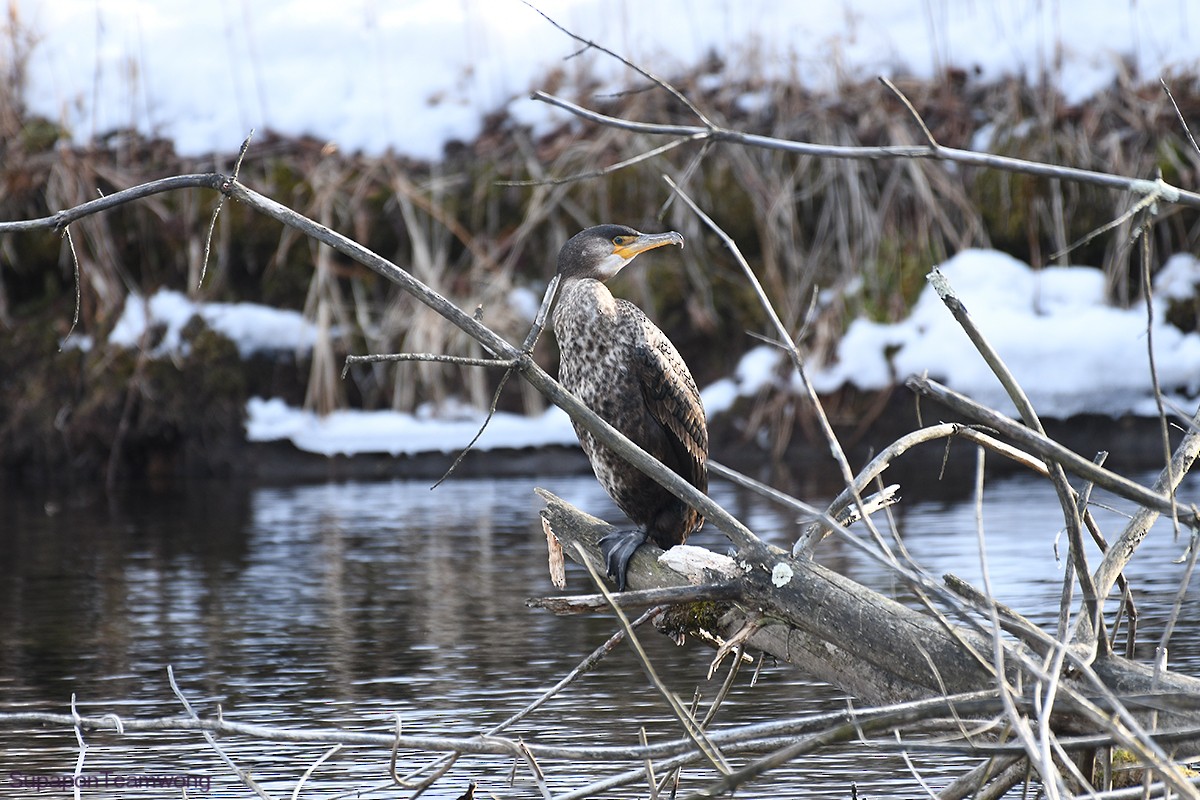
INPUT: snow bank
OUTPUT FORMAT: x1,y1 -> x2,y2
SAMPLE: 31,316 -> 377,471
109,290 -> 317,358
109,252 -> 1200,456
245,397 -> 577,456
806,250 -> 1200,418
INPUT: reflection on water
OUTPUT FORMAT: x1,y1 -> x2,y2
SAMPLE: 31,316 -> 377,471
0,468 -> 1197,798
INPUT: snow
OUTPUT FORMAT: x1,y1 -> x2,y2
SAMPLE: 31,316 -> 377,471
100,251 -> 1197,457
702,344 -> 786,415
16,1 -> 1200,160
245,396 -> 577,456
109,289 -> 317,358
807,250 -> 1200,419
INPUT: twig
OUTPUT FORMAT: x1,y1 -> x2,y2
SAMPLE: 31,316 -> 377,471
429,274 -> 561,490
0,173 -> 228,233
638,728 -> 658,800
70,694 -> 85,800
167,665 -> 277,800
368,609 -> 671,800
292,744 -> 342,800
678,693 -> 1004,800
926,268 -> 1102,649
522,2 -> 714,128
1048,191 -> 1159,261
340,352 -> 516,379
897,729 -> 940,800
1158,529 -> 1200,684
528,582 -> 741,614
1138,224 -> 1182,541
792,423 -> 1046,555
59,226 -> 82,348
970,446 -> 1065,799
574,542 -> 732,777
936,753 -> 1025,800
491,605 -> 665,734
879,76 -> 939,148
1162,78 -> 1200,157
517,738 -> 551,800
1091,408 -> 1200,600
906,376 -> 1200,526
702,646 -> 745,724
498,134 -> 704,186
662,175 -> 876,560
942,575 -> 1052,653
200,129 -> 254,287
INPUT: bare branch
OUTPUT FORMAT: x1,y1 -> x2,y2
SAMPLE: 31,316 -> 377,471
523,2 -> 715,127
498,133 -> 704,187
574,542 -> 733,777
0,173 -> 228,233
926,268 -> 1102,650
879,76 -> 939,148
167,665 -> 276,800
430,274 -> 562,490
1092,413 -> 1200,599
69,694 -> 85,800
907,375 -> 1200,527
793,423 -> 1049,554
341,352 -> 516,379
531,92 -> 1200,208
199,129 -> 254,286
1162,78 -> 1200,157
527,582 -> 741,615
59,226 -> 81,348
662,175 -> 881,562
291,744 -> 341,800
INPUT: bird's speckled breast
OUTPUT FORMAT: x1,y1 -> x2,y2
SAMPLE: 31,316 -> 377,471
553,279 -> 637,432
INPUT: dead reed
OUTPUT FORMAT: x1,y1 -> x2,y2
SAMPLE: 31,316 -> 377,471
1,31 -> 1198,476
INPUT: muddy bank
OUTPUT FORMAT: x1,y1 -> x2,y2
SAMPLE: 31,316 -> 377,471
0,298 -> 1184,494
233,389 -> 1183,501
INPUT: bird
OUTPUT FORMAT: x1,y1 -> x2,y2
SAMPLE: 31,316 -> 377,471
551,224 -> 708,591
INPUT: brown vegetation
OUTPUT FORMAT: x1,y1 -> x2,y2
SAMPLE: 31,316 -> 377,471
1,34 -> 1199,481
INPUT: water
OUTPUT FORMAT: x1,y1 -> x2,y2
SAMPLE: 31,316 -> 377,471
1,468 -> 1197,798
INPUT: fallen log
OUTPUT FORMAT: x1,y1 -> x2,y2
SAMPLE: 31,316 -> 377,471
536,488 -> 1200,758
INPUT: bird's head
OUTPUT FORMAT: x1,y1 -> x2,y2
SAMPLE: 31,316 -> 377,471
556,224 -> 685,282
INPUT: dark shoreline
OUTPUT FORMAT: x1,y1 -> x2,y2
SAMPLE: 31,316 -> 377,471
203,390 -> 1190,499
2,370 -> 1187,496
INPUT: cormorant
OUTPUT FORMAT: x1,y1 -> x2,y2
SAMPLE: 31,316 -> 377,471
552,224 -> 708,591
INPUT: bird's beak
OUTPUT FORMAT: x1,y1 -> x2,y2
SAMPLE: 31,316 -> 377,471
614,231 -> 685,260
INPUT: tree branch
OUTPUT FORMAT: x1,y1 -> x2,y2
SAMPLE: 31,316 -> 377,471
0,174 -> 229,233
530,92 -> 1200,208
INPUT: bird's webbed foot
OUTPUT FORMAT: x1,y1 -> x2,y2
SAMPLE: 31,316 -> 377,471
598,528 -> 648,592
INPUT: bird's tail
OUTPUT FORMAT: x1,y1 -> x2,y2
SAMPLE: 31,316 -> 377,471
598,528 -> 647,592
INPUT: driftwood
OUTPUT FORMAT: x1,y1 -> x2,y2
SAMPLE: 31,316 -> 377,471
537,490 -> 1200,744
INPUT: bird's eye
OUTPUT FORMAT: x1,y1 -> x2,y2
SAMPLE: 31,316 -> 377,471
613,235 -> 631,246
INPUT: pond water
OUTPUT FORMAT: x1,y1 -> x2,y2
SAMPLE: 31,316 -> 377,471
1,463 -> 1197,799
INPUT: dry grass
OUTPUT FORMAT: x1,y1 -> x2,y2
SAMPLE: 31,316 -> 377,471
1,37 -> 1198,451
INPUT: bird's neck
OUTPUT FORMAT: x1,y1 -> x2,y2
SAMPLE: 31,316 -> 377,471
553,277 -> 619,332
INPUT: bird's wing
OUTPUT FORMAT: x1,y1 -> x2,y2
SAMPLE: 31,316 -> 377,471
631,323 -> 708,493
